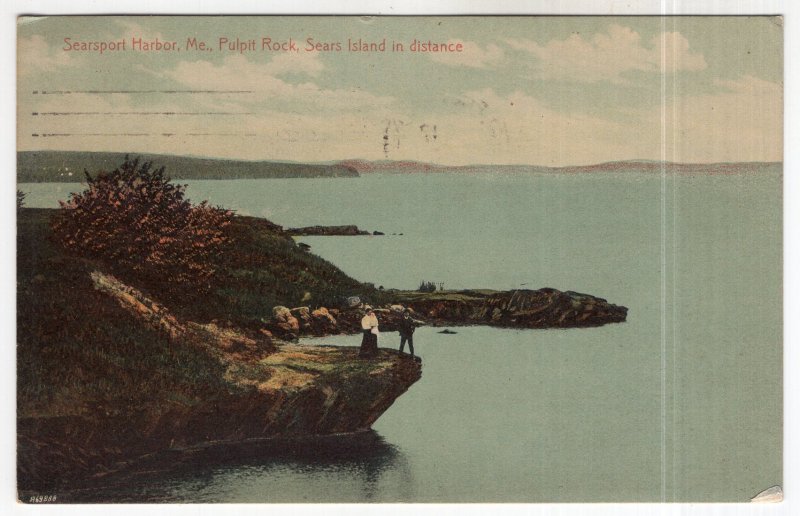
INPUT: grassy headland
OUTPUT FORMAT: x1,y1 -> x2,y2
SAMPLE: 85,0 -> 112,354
18,207 -> 390,337
17,207 -> 417,492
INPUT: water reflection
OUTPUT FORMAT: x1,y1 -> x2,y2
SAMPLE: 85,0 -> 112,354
64,430 -> 411,503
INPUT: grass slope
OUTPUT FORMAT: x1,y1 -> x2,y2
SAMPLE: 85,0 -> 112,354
17,209 -> 233,418
17,208 -> 388,417
182,214 -> 389,326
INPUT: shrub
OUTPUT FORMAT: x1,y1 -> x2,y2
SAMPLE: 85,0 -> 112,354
418,280 -> 437,293
51,156 -> 233,292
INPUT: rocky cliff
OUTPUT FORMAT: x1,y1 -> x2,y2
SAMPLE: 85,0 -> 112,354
17,271 -> 421,492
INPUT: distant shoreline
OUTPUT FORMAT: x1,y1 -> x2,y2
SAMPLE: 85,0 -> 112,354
17,150 -> 781,183
17,150 -> 360,182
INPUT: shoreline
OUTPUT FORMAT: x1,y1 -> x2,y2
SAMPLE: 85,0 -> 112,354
16,207 -> 625,494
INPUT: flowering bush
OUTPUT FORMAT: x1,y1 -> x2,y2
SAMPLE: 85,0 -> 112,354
52,156 -> 233,291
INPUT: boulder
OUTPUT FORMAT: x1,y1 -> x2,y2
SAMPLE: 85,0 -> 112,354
334,309 -> 363,333
311,307 -> 338,335
290,307 -> 312,332
272,306 -> 300,334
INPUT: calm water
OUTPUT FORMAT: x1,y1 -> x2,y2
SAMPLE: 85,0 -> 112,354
19,168 -> 782,502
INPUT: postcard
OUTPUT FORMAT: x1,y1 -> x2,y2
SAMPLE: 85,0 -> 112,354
16,15 -> 782,504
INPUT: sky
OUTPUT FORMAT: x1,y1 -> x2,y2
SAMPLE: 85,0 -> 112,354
17,16 -> 783,166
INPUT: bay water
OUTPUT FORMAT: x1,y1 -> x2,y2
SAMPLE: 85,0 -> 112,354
18,168 -> 782,502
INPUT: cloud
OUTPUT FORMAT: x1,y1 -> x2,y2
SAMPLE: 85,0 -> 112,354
17,30 -> 777,166
18,52 -> 402,163
714,74 -> 781,96
161,54 -> 393,110
112,20 -> 168,43
18,35 -> 82,75
505,24 -> 707,84
427,88 -> 634,165
266,51 -> 325,77
401,76 -> 780,166
428,40 -> 505,68
654,74 -> 782,163
321,87 -> 639,166
16,77 -> 782,165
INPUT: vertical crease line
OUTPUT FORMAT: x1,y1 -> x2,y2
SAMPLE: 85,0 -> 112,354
660,10 -> 668,504
671,14 -> 680,503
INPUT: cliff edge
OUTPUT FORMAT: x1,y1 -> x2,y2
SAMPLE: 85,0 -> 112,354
17,268 -> 420,492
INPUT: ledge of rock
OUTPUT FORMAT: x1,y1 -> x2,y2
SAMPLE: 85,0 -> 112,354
17,271 -> 421,492
264,288 -> 628,340
286,225 -> 372,236
408,288 -> 628,328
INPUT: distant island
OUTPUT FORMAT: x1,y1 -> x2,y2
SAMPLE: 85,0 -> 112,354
339,158 -> 781,176
17,151 -> 781,183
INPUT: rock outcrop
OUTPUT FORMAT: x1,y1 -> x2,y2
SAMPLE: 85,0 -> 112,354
410,289 -> 628,328
310,307 -> 338,334
286,225 -> 372,236
263,288 -> 627,339
273,306 -> 300,335
17,271 -> 421,493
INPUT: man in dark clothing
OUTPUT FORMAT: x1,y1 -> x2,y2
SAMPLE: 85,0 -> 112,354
398,309 -> 420,358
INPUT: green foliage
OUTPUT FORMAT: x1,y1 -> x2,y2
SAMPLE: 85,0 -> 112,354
16,208 -> 388,416
190,215 -> 387,326
51,156 -> 233,292
17,209 -> 233,416
418,280 -> 437,293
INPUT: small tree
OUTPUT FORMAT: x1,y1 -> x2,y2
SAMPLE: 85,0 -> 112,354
52,156 -> 233,291
17,190 -> 26,209
418,280 -> 437,293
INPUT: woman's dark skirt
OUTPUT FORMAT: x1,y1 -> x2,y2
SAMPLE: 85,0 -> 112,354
359,329 -> 378,357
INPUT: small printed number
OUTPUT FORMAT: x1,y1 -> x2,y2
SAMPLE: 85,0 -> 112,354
29,494 -> 57,503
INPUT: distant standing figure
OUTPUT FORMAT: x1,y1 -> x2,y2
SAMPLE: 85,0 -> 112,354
398,309 -> 420,358
360,309 -> 379,357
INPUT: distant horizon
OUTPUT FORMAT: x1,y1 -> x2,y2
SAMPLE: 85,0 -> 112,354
16,149 -> 783,170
